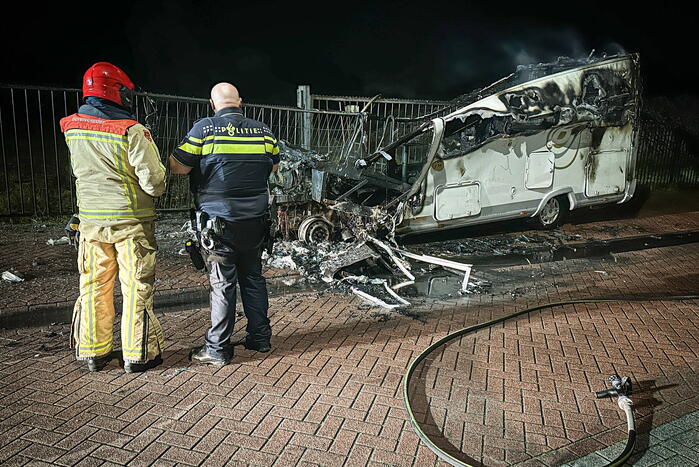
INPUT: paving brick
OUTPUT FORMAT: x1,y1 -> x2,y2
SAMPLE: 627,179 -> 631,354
272,444 -> 305,466
345,444 -> 373,467
18,443 -> 66,462
72,456 -> 104,467
157,430 -> 199,450
88,429 -> 133,448
90,444 -> 137,464
190,427 -> 227,454
289,432 -> 332,451
300,447 -> 346,466
2,455 -> 34,467
161,446 -> 207,466
328,429 -> 358,457
19,427 -> 65,446
0,231 -> 698,466
231,447 -> 278,465
53,440 -> 99,466
123,427 -> 163,452
129,442 -> 170,466
223,431 -> 267,451
261,428 -> 294,455
315,415 -> 343,439
86,415 -> 129,433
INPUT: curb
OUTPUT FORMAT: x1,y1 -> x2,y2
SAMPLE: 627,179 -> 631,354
0,286 -> 212,329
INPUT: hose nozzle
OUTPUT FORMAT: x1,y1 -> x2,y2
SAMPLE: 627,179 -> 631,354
595,374 -> 632,398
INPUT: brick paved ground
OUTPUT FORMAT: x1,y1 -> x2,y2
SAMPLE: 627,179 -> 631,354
0,236 -> 697,465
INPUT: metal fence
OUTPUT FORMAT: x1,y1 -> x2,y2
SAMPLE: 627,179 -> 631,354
0,86 -> 79,217
0,84 -> 363,216
635,114 -> 699,189
0,83 -> 697,217
311,94 -> 453,168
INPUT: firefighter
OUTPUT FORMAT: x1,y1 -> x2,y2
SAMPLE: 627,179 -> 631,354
169,82 -> 279,366
60,62 -> 167,373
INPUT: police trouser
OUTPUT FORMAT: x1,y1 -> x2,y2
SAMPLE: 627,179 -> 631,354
71,221 -> 164,363
203,217 -> 271,358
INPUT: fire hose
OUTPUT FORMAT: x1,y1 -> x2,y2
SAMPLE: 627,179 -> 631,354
403,295 -> 699,467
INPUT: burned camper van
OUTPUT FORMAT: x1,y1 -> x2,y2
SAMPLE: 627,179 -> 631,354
271,54 -> 641,242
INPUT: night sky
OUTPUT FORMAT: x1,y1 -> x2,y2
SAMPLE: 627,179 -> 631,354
3,2 -> 694,105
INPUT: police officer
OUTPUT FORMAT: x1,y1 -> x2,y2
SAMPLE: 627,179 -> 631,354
61,62 -> 167,373
169,83 -> 279,365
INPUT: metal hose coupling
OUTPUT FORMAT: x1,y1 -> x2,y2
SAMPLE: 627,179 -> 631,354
617,395 -> 635,431
594,374 -> 636,467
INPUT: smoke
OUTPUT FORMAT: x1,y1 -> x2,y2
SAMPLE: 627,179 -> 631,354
354,25 -> 631,101
601,42 -> 628,56
499,27 -> 590,67
500,29 -> 629,69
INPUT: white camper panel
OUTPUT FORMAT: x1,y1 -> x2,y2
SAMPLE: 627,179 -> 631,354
397,55 -> 640,235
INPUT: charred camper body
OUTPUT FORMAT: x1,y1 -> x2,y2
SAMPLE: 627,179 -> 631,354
271,54 -> 641,241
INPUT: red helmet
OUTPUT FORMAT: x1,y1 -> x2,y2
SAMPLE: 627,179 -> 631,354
82,62 -> 136,108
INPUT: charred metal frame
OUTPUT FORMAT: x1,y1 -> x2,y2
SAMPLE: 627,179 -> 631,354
296,55 -> 645,239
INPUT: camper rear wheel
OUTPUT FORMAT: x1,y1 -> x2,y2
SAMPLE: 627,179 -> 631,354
534,196 -> 568,229
298,216 -> 333,244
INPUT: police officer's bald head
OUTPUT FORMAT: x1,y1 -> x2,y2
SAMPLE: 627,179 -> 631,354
210,83 -> 242,111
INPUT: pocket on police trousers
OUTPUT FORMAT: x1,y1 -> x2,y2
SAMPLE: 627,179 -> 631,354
209,262 -> 226,286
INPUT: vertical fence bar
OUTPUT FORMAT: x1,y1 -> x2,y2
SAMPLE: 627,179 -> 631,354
0,100 -> 9,214
11,89 -> 24,214
650,127 -> 656,187
276,107 -> 281,139
50,90 -> 63,214
162,100 -> 172,209
37,90 -> 49,214
663,128 -> 670,186
64,91 -> 75,210
24,90 -> 38,214
297,85 -> 312,149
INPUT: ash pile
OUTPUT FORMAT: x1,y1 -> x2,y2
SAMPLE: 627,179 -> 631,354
264,205 -> 475,311
264,237 -> 475,310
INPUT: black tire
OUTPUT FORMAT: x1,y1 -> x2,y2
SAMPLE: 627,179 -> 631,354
532,195 -> 568,230
298,217 -> 333,244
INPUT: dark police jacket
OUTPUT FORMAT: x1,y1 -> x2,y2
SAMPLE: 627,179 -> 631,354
173,107 -> 280,221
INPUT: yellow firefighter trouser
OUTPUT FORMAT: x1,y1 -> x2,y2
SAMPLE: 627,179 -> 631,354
71,221 -> 164,363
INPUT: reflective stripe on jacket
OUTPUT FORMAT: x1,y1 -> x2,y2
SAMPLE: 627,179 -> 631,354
172,106 -> 280,221
60,113 -> 166,225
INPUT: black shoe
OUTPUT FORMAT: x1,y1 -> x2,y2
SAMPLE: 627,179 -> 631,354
244,338 -> 271,353
189,346 -> 229,366
85,353 -> 112,372
124,355 -> 163,374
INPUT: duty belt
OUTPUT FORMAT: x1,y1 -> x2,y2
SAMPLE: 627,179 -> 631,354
191,209 -> 224,250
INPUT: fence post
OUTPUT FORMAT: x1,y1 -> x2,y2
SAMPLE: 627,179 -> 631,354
296,85 -> 312,149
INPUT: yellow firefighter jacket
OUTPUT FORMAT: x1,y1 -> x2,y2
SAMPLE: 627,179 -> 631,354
60,114 -> 166,225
